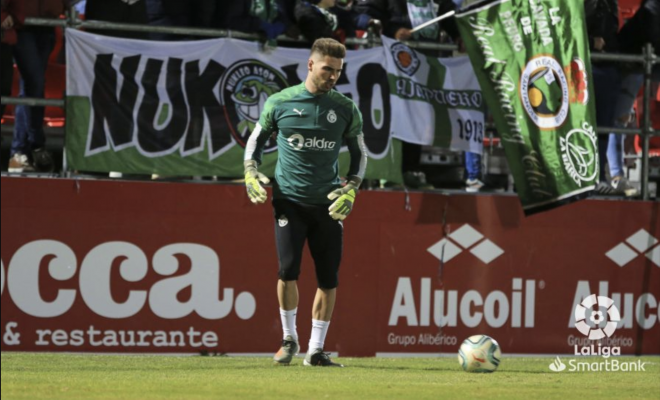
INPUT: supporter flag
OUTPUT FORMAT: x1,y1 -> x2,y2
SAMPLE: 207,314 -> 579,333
64,29 -> 401,182
455,0 -> 598,215
382,36 -> 485,155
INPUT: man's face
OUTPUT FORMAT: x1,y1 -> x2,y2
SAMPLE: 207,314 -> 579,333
308,54 -> 344,93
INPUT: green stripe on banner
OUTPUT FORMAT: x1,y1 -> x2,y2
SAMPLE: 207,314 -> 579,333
426,56 -> 450,148
66,96 -> 274,177
66,95 -> 403,183
65,96 -> 92,172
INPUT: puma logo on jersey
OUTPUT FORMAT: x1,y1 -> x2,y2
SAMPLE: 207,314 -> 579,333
293,108 -> 304,117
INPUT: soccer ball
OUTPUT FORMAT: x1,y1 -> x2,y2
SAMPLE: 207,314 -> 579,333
457,335 -> 502,373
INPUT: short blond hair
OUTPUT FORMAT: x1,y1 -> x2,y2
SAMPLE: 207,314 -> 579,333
310,38 -> 346,59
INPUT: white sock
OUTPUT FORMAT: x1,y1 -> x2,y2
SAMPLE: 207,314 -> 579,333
308,319 -> 330,353
280,308 -> 298,341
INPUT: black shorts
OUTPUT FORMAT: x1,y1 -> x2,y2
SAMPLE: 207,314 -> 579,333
273,199 -> 343,289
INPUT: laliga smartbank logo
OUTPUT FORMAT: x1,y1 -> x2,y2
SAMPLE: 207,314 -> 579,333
549,294 -> 647,373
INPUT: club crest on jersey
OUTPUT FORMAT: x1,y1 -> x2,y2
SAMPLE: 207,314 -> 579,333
327,109 -> 337,123
391,42 -> 420,76
220,60 -> 289,153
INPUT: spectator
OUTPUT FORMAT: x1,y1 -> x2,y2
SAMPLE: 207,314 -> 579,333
162,0 -> 216,29
9,0 -> 68,173
144,0 -> 170,40
73,0 -> 86,15
604,0 -> 659,196
216,0 -> 286,43
444,0 -> 486,194
464,152 -> 484,192
145,0 -> 216,40
332,0 -> 359,42
355,0 -> 458,189
295,0 -> 339,44
617,0 -> 659,79
144,0 -> 179,41
584,0 -> 622,193
452,0 -> 485,193
354,0 -> 457,42
1,0 -> 24,119
275,0 -> 301,39
353,0 -> 387,32
85,0 -> 148,40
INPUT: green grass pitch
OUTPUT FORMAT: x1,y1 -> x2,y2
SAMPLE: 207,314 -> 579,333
2,353 -> 658,399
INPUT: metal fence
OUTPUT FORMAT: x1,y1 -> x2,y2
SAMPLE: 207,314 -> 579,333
1,9 -> 658,200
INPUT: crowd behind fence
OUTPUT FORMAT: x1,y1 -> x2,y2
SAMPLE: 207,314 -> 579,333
1,10 -> 658,200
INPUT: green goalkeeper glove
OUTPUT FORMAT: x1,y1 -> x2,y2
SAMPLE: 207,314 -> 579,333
244,160 -> 270,204
327,178 -> 361,221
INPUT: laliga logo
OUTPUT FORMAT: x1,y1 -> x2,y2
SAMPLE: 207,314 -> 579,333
574,294 -> 620,340
572,294 -> 622,359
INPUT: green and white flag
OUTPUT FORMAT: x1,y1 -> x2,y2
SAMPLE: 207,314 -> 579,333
455,0 -> 598,214
383,36 -> 485,155
65,29 -> 402,182
407,0 -> 440,40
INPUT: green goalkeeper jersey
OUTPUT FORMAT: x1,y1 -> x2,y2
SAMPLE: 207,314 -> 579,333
245,82 -> 366,205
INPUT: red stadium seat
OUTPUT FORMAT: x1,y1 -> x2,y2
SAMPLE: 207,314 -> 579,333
49,26 -> 65,64
634,83 -> 660,156
483,137 -> 500,148
634,136 -> 660,157
619,0 -> 642,27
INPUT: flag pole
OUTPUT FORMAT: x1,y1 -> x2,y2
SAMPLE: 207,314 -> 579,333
410,10 -> 456,34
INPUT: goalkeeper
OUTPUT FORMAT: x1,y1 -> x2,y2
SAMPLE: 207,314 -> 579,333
244,38 -> 367,368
